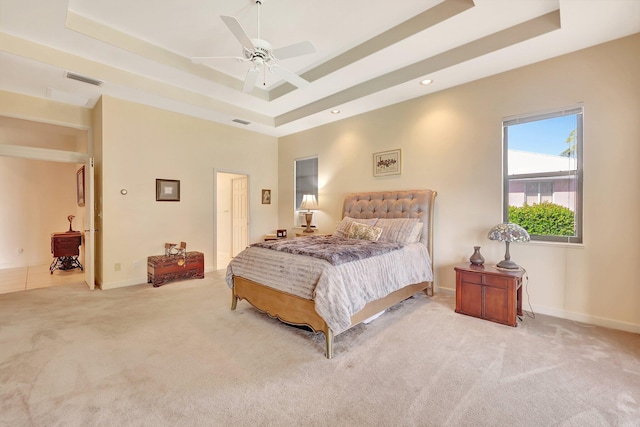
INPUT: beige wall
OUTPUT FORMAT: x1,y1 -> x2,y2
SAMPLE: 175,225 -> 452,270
0,90 -> 91,129
98,96 -> 278,289
278,33 -> 640,333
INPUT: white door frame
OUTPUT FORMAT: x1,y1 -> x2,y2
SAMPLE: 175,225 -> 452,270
83,157 -> 96,289
231,176 -> 248,258
213,169 -> 250,271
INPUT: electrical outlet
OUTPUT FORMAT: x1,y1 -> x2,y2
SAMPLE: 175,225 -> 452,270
114,263 -> 121,271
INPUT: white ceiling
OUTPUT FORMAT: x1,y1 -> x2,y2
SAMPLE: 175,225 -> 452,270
0,0 -> 638,137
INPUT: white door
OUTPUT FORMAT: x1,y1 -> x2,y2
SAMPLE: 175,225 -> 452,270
83,157 -> 95,290
231,177 -> 248,257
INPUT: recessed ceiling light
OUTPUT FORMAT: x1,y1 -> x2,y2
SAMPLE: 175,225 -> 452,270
420,79 -> 433,86
331,109 -> 340,114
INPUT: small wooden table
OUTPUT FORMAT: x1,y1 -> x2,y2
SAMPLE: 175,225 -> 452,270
50,231 -> 83,274
454,263 -> 524,327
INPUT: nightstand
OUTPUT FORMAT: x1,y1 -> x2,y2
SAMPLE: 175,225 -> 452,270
454,263 -> 524,327
295,231 -> 330,237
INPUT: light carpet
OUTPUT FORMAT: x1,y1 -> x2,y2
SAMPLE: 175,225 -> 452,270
0,271 -> 639,426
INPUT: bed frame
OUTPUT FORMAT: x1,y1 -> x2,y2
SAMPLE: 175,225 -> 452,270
231,189 -> 437,359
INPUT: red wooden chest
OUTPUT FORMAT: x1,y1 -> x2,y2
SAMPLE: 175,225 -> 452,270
147,251 -> 204,287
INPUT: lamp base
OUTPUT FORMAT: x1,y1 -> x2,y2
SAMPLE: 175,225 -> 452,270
496,259 -> 521,270
303,212 -> 314,233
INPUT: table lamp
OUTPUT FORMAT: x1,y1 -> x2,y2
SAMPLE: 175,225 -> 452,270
299,194 -> 318,233
487,223 -> 530,270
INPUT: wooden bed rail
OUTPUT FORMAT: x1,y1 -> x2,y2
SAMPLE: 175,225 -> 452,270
232,276 -> 431,359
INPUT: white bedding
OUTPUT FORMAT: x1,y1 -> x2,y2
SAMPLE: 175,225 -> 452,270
225,242 -> 432,334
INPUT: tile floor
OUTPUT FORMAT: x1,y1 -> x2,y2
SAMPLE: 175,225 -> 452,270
0,264 -> 85,295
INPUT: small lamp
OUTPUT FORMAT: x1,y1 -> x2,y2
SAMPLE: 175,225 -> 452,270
487,223 -> 530,270
299,194 -> 318,233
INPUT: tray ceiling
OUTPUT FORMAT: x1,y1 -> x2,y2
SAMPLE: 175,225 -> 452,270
0,0 -> 638,137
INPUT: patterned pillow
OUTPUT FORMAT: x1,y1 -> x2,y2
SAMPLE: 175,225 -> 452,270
334,217 -> 378,238
375,218 -> 421,244
407,222 -> 423,244
347,222 -> 383,241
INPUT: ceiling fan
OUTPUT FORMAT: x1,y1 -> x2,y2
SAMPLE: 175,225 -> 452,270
191,0 -> 316,93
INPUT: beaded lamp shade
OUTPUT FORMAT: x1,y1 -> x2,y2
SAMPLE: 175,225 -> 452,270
487,223 -> 530,270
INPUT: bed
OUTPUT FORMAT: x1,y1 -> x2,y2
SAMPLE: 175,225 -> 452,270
225,189 -> 437,358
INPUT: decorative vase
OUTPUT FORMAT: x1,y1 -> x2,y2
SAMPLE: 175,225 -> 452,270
469,246 -> 485,265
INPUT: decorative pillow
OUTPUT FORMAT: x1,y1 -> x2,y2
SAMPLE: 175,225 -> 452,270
334,217 -> 378,238
407,221 -> 423,244
347,222 -> 383,241
375,218 -> 421,244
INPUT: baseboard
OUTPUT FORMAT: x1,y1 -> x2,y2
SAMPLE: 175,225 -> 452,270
439,285 -> 640,334
531,305 -> 640,334
99,267 -> 216,291
100,278 -> 146,290
436,286 -> 455,295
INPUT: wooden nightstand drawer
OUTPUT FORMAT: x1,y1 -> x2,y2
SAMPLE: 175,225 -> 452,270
484,275 -> 509,289
459,271 -> 482,285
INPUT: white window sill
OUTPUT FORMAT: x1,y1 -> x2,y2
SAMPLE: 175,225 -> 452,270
526,240 -> 584,249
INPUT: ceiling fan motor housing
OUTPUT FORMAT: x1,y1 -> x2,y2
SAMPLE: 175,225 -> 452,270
245,39 -> 273,62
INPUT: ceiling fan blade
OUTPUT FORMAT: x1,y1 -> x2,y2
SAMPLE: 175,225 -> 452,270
191,56 -> 246,64
272,41 -> 316,60
221,15 -> 256,51
269,64 -> 310,89
242,67 -> 260,93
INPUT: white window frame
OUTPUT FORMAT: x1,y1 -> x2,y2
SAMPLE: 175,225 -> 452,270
294,156 -> 318,228
503,107 -> 583,243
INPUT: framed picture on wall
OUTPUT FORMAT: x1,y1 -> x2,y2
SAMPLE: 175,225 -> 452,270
76,166 -> 85,206
373,149 -> 401,177
156,179 -> 180,201
262,189 -> 271,204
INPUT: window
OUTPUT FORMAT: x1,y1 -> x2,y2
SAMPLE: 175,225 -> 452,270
503,107 -> 583,243
294,157 -> 318,226
525,181 -> 553,205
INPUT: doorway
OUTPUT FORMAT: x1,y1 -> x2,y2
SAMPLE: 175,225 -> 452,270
0,117 -> 95,294
215,171 -> 249,270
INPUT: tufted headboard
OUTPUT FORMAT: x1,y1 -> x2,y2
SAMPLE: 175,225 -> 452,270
342,189 -> 437,263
